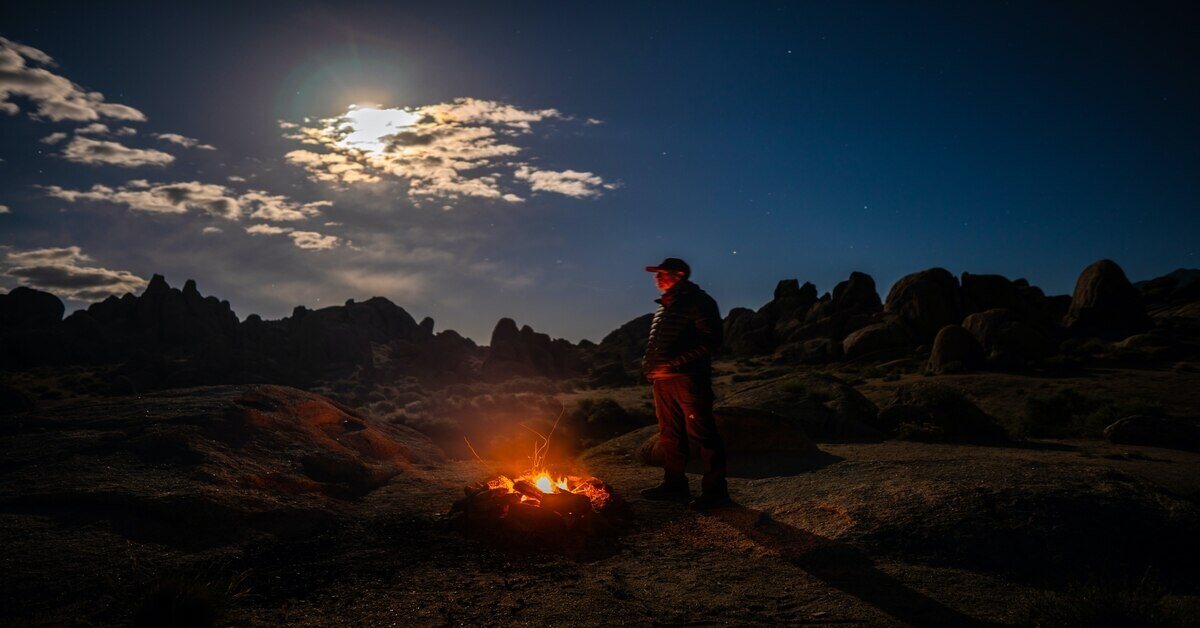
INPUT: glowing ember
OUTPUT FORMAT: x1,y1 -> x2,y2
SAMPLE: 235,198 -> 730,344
484,469 -> 615,513
449,407 -> 626,541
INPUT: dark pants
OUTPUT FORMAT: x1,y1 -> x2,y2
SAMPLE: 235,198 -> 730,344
652,374 -> 728,496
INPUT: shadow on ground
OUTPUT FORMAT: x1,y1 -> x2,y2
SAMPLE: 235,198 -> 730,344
713,505 -> 1001,627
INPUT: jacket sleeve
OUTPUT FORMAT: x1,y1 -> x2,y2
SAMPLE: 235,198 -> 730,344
666,296 -> 722,370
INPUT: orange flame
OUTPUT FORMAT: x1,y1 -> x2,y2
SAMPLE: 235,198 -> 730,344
469,401 -> 614,512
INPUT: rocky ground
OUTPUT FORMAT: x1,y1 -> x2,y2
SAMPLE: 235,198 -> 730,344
3,260 -> 1200,625
3,369 -> 1199,626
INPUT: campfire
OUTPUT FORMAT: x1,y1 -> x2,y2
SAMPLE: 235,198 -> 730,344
447,412 -> 629,547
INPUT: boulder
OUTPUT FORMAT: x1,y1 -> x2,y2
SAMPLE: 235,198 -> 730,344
721,307 -> 767,356
960,272 -> 1051,326
1064,259 -> 1151,340
831,271 -> 882,314
723,280 -> 821,356
884,268 -> 962,342
637,406 -> 819,472
1104,415 -> 1200,452
876,381 -> 1007,442
481,318 -> 583,381
587,360 -> 638,388
408,329 -> 481,381
962,308 -> 1057,369
927,324 -> 983,374
718,373 -> 882,441
0,385 -> 443,544
596,313 -> 653,367
774,337 -> 842,365
0,286 -> 65,328
841,317 -> 915,361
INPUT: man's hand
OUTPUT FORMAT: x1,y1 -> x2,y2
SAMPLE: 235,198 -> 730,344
644,363 -> 675,381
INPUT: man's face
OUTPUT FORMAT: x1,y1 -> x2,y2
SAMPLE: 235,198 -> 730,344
655,270 -> 685,292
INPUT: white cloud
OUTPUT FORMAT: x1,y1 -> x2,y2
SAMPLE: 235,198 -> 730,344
514,165 -> 614,198
0,204 -> 9,214
241,191 -> 330,221
281,97 -> 612,204
289,231 -> 340,250
40,132 -> 67,144
2,246 -> 147,300
246,223 -> 291,235
44,180 -> 239,218
43,180 -> 332,222
60,136 -> 175,167
227,175 -> 246,182
153,132 -> 216,150
0,37 -> 146,123
76,122 -> 110,135
202,226 -> 222,234
245,223 -> 341,250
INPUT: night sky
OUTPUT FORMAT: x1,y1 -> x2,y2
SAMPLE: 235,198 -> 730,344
1,2 -> 1197,343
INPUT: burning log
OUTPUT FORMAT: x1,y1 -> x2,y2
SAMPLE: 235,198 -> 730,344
447,470 -> 629,551
512,479 -> 548,501
447,414 -> 630,552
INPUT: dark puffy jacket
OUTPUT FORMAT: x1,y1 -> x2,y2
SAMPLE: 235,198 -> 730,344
642,280 -> 723,380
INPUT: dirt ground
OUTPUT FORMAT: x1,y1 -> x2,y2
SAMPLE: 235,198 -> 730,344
5,436 -> 1197,626
211,440 -> 1200,625
3,364 -> 1200,626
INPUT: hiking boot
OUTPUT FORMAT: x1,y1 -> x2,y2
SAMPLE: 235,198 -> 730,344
639,481 -> 690,501
688,492 -> 734,511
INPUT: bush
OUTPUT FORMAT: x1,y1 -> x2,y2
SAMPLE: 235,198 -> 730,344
131,565 -> 248,628
858,365 -> 886,380
1010,390 -> 1166,439
570,397 -> 654,444
779,378 -> 833,402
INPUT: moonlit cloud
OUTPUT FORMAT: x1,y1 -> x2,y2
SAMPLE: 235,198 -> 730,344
246,223 -> 291,235
76,123 -> 110,135
245,223 -> 342,250
202,226 -> 222,234
153,132 -> 216,150
514,165 -> 616,198
59,136 -> 175,167
0,204 -> 9,214
45,180 -> 239,218
40,131 -> 67,144
288,231 -> 340,250
242,192 -> 331,221
42,180 -> 331,222
281,97 -> 611,204
0,37 -> 146,123
2,246 -> 147,300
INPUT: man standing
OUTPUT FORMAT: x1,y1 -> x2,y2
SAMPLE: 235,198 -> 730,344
639,257 -> 732,510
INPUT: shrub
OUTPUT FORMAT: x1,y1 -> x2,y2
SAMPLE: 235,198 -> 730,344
858,365 -> 886,380
570,397 -> 654,444
779,378 -> 833,402
1010,390 -> 1166,439
131,565 -> 248,628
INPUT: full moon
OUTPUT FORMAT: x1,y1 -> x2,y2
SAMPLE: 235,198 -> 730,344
338,104 -> 420,154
